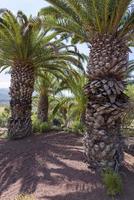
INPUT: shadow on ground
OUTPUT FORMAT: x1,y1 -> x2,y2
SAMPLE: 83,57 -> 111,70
0,132 -> 133,200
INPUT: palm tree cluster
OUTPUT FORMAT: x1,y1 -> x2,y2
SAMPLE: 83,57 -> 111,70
0,0 -> 134,172
0,10 -> 84,139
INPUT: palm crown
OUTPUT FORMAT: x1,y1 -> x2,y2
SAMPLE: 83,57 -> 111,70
40,0 -> 134,43
0,10 -> 81,71
0,10 -> 42,66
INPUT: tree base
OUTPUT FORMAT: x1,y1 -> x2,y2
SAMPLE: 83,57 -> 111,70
8,117 -> 32,139
83,132 -> 124,172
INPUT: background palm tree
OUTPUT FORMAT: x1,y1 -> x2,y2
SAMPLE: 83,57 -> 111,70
57,68 -> 87,123
51,68 -> 87,129
40,0 -> 134,171
35,41 -> 85,123
36,72 -> 54,122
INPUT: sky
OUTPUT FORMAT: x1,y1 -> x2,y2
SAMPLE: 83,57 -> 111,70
0,0 -> 133,88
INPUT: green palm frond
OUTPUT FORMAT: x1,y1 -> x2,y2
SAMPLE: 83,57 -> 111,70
0,10 -> 84,74
54,68 -> 87,117
127,60 -> 134,75
40,0 -> 134,43
109,0 -> 132,31
119,10 -> 134,37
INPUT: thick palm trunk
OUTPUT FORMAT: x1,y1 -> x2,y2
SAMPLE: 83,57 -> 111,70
84,34 -> 129,171
8,62 -> 35,139
37,91 -> 48,122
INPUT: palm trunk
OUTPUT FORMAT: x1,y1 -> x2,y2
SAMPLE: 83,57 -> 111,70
8,62 -> 35,139
84,34 -> 129,171
37,90 -> 48,122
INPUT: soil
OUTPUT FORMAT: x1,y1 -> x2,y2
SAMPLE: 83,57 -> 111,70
0,132 -> 134,200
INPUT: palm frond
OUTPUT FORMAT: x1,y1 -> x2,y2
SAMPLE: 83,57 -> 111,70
40,0 -> 133,42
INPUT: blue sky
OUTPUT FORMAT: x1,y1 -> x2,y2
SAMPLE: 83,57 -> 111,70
0,0 -> 49,16
0,0 -> 133,88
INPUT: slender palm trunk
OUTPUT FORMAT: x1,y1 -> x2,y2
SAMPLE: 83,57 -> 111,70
8,62 -> 35,139
84,34 -> 129,171
37,90 -> 48,122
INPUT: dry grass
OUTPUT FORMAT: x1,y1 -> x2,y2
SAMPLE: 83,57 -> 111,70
14,194 -> 35,200
0,106 -> 5,114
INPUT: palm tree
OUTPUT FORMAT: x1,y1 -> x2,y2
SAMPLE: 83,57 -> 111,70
0,10 -> 81,139
36,72 -> 61,122
49,67 -> 87,130
36,73 -> 51,122
57,68 -> 87,124
35,42 -> 84,122
40,1 -> 134,170
0,10 -> 42,139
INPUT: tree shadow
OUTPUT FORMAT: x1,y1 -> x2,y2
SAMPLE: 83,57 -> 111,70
43,189 -> 111,200
120,166 -> 134,200
0,132 -> 133,200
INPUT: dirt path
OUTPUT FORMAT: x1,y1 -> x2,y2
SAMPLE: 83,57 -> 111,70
0,132 -> 133,200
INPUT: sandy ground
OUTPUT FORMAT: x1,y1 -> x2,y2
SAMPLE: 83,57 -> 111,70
0,132 -> 133,200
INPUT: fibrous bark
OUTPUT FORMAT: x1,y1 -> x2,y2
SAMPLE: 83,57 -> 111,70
84,34 -> 129,171
8,61 -> 35,139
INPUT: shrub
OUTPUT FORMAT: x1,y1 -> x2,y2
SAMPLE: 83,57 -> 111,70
71,120 -> 85,134
14,194 -> 35,200
122,101 -> 134,137
0,107 -> 10,127
123,85 -> 134,136
33,121 -> 40,133
102,169 -> 123,198
39,122 -> 50,133
32,114 -> 51,134
63,127 -> 72,133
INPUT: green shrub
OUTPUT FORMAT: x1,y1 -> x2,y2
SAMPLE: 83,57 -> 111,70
63,127 -> 72,133
51,126 -> 62,131
123,85 -> 134,136
32,114 -> 51,134
122,101 -> 134,137
0,107 -> 10,127
40,122 -> 50,133
32,120 -> 40,133
14,194 -> 35,200
71,120 -> 85,134
102,169 -> 123,198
